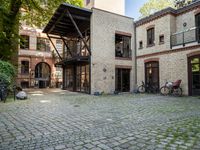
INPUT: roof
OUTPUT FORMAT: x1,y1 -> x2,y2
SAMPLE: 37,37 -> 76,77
43,3 -> 92,37
136,0 -> 200,27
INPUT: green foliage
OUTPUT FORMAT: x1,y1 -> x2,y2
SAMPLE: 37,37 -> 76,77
175,0 -> 193,8
0,0 -> 83,61
139,0 -> 196,17
139,0 -> 174,17
0,60 -> 16,85
0,73 -> 10,85
21,0 -> 83,28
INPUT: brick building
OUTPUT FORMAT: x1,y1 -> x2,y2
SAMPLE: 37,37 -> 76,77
42,0 -> 200,96
43,2 -> 135,94
17,26 -> 62,88
136,1 -> 200,96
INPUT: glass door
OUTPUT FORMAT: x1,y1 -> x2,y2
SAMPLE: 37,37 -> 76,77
76,64 -> 90,93
65,66 -> 74,91
189,56 -> 200,95
115,68 -> 130,92
145,61 -> 159,92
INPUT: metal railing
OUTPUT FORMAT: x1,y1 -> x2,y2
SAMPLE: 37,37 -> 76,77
171,27 -> 199,47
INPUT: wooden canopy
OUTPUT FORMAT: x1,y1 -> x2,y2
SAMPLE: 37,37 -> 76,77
43,3 -> 92,37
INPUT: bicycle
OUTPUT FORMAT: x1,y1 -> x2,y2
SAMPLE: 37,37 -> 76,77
160,80 -> 182,97
137,81 -> 157,94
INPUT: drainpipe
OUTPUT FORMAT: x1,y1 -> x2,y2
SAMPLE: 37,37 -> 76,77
134,23 -> 137,90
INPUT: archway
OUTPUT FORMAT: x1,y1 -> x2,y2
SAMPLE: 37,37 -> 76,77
35,62 -> 51,88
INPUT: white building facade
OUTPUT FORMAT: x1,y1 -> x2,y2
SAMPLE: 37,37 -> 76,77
84,0 -> 125,15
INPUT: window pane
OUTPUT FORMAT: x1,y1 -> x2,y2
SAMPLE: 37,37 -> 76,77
21,61 -> 29,74
192,64 -> 200,72
147,28 -> 154,45
115,34 -> 131,58
20,35 -> 29,49
37,38 -> 50,51
56,40 -> 63,53
191,58 -> 199,64
159,35 -> 164,43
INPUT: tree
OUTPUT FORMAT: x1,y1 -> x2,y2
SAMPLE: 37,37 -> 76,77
21,0 -> 83,28
0,60 -> 16,86
139,0 -> 198,18
174,0 -> 193,8
0,0 -> 83,61
139,0 -> 174,17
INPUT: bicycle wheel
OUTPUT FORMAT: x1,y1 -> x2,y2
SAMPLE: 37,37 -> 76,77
160,86 -> 170,95
138,85 -> 145,93
173,87 -> 182,97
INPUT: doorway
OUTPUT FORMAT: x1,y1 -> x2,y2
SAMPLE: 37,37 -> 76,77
35,62 -> 51,88
64,63 -> 90,93
115,68 -> 130,92
76,64 -> 90,93
145,61 -> 159,92
188,55 -> 200,96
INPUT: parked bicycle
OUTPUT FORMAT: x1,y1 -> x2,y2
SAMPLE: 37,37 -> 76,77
160,79 -> 182,97
138,81 -> 157,93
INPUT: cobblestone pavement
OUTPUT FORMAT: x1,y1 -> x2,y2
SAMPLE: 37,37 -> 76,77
0,89 -> 200,150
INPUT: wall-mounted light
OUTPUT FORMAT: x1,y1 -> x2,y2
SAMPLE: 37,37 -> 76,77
149,68 -> 152,74
103,68 -> 107,72
183,22 -> 187,27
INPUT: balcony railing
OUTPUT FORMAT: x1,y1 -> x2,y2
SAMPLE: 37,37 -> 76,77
171,27 -> 200,47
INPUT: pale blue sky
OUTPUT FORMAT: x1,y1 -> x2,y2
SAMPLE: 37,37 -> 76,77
125,0 -> 148,20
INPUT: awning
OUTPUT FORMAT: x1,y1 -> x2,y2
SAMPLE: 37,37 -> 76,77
43,3 -> 92,37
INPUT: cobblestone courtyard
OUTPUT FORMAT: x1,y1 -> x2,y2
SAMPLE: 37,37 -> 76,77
0,89 -> 200,150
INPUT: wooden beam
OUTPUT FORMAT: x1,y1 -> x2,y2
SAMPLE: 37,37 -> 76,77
48,35 -> 62,40
62,14 -> 90,22
60,36 -> 73,57
47,34 -> 62,60
66,9 -> 91,55
81,36 -> 90,50
47,10 -> 67,34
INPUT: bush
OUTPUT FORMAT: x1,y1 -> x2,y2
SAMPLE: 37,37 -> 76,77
0,73 -> 10,85
0,60 -> 16,86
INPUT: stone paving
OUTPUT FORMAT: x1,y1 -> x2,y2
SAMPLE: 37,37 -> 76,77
0,89 -> 200,150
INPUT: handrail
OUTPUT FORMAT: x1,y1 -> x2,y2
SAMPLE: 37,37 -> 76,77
171,26 -> 199,47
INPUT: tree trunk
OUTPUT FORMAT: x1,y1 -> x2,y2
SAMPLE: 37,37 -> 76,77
0,0 -> 22,65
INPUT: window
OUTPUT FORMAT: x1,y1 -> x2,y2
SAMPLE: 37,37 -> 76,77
147,28 -> 155,46
56,40 -> 63,53
115,34 -> 131,58
86,0 -> 90,5
20,35 -> 29,49
21,81 -> 29,88
159,35 -> 164,44
139,41 -> 143,49
37,38 -> 50,51
21,61 -> 29,74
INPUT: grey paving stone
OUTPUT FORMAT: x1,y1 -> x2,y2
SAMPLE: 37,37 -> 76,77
84,143 -> 95,149
55,145 -> 66,150
0,89 -> 200,149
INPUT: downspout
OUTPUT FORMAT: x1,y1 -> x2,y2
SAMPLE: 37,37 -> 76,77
134,22 -> 137,90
